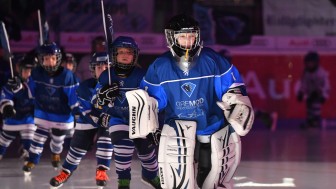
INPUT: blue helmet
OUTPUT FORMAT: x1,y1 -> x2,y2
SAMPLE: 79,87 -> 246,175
110,36 -> 139,70
90,52 -> 109,78
38,42 -> 62,73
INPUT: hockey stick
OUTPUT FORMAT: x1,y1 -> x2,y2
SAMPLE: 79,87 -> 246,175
0,21 -> 14,78
101,0 -> 112,85
37,9 -> 43,45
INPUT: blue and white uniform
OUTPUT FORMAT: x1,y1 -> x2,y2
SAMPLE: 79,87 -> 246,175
141,47 -> 246,136
96,66 -> 159,180
26,66 -> 79,164
61,77 -> 113,173
0,78 -> 36,157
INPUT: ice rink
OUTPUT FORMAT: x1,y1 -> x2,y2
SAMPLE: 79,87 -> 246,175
0,127 -> 335,189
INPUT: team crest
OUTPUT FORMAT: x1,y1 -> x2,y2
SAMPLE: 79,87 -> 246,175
181,82 -> 196,97
117,91 -> 126,103
46,86 -> 56,96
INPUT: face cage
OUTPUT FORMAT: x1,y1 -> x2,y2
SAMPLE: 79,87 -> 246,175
39,53 -> 62,73
112,47 -> 138,70
89,62 -> 108,79
165,29 -> 200,51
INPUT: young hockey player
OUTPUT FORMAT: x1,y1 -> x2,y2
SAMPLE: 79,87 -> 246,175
61,53 -> 77,73
297,51 -> 330,129
94,36 -> 161,189
13,42 -> 80,174
126,14 -> 254,189
0,55 -> 36,160
49,52 -> 113,189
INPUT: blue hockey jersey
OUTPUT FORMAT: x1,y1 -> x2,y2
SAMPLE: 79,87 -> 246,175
27,66 -> 79,129
140,47 -> 246,136
0,79 -> 35,131
76,78 -> 100,129
95,67 -> 146,128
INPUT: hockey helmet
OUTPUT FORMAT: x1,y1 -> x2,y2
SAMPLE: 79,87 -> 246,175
304,51 -> 320,72
110,36 -> 139,75
165,14 -> 202,73
38,42 -> 62,73
90,52 -> 109,78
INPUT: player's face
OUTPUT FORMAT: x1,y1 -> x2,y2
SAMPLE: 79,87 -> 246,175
21,67 -> 32,80
43,54 -> 57,66
116,47 -> 134,64
175,32 -> 197,49
61,62 -> 74,72
95,63 -> 108,78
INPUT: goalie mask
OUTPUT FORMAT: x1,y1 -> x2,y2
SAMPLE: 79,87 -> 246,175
110,36 -> 139,77
90,52 -> 109,79
38,42 -> 62,73
165,14 -> 202,72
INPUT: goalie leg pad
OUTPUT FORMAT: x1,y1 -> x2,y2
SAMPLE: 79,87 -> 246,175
125,89 -> 159,138
201,126 -> 241,189
158,120 -> 197,189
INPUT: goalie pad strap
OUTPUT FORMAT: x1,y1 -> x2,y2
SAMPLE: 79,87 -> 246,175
158,120 -> 197,189
217,92 -> 254,136
125,89 -> 159,138
202,126 -> 241,189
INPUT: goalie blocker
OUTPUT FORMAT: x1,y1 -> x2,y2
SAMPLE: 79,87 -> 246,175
125,89 -> 159,138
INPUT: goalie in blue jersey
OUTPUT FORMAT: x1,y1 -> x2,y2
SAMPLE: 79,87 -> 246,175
126,14 -> 254,189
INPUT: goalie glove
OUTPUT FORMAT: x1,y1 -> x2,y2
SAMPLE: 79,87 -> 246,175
217,89 -> 254,136
97,82 -> 119,107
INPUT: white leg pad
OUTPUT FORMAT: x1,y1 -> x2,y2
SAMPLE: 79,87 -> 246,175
158,120 -> 197,189
125,89 -> 159,138
202,126 -> 241,189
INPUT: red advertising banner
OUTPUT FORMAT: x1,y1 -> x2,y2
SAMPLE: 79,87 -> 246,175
234,54 -> 335,119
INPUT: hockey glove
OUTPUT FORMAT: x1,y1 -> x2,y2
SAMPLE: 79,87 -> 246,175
7,76 -> 22,93
146,129 -> 161,146
97,112 -> 112,128
2,105 -> 16,119
97,83 -> 119,107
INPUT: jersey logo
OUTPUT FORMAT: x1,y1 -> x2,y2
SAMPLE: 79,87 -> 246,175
181,82 -> 196,97
119,80 -> 124,87
117,91 -> 126,103
46,86 -> 56,96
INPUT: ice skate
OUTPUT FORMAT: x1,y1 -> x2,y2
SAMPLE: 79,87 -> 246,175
118,179 -> 130,189
51,154 -> 61,170
50,169 -> 72,189
96,166 -> 109,189
22,161 -> 35,175
141,175 -> 161,189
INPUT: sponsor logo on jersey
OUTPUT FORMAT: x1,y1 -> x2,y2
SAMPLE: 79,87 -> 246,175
181,82 -> 196,97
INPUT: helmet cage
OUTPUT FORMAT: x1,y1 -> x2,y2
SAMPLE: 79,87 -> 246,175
38,42 -> 62,73
165,29 -> 200,51
111,46 -> 139,70
89,52 -> 109,78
